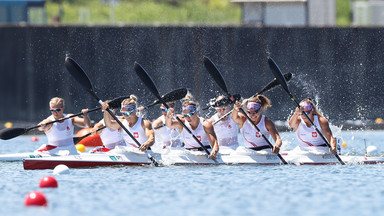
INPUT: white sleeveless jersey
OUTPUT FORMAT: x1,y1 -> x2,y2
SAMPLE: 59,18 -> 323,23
121,117 -> 148,148
241,115 -> 270,148
155,115 -> 182,147
181,117 -> 210,148
296,115 -> 325,147
45,114 -> 74,147
211,113 -> 239,147
98,119 -> 124,148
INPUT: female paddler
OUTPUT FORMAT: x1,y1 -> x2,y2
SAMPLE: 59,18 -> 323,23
232,95 -> 282,154
152,101 -> 182,148
165,95 -> 219,159
91,101 -> 124,151
102,95 -> 154,151
37,97 -> 90,155
288,98 -> 337,154
208,95 -> 239,151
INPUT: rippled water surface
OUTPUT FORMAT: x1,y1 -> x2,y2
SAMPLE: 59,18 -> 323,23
1,130 -> 384,216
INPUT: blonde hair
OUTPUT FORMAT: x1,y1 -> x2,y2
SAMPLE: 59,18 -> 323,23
248,95 -> 271,111
121,95 -> 137,106
300,98 -> 322,117
182,93 -> 197,107
49,97 -> 64,108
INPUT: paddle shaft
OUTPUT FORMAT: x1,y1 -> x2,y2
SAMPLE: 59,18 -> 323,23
34,106 -> 100,132
134,62 -> 217,163
288,92 -> 345,164
203,56 -> 287,164
162,100 -> 218,161
65,57 -> 158,167
238,108 -> 288,164
267,56 -> 344,165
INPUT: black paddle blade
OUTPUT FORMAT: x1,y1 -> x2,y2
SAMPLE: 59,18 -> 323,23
0,128 -> 27,140
267,57 -> 290,93
65,57 -> 99,100
134,62 -> 162,100
205,94 -> 242,109
203,56 -> 230,95
108,95 -> 130,109
258,72 -> 293,95
147,88 -> 188,108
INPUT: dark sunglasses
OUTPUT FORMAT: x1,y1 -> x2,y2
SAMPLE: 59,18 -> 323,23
50,108 -> 62,113
247,110 -> 259,114
161,108 -> 168,112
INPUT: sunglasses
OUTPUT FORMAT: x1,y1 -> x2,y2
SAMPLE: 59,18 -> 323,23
120,110 -> 134,116
303,110 -> 312,115
50,108 -> 62,113
247,110 -> 259,114
161,108 -> 168,112
183,112 -> 194,118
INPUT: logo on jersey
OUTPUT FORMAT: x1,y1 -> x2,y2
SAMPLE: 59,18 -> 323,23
256,132 -> 261,138
134,132 -> 139,138
228,125 -> 232,129
66,126 -> 70,131
312,132 -> 317,137
197,136 -> 201,141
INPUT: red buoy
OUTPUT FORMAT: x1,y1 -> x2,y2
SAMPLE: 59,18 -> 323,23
39,176 -> 58,188
24,191 -> 47,207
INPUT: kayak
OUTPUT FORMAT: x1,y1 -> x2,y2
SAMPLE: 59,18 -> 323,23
23,147 -> 153,170
22,146 -> 384,170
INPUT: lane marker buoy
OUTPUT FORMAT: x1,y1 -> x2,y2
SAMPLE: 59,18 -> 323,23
24,191 -> 47,207
53,164 -> 70,175
39,176 -> 58,188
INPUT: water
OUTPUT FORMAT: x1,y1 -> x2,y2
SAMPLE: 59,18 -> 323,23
1,130 -> 384,216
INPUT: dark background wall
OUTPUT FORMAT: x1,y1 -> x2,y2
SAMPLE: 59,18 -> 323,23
0,26 -> 383,126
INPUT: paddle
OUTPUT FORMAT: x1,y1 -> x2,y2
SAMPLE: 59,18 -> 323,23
0,96 -> 122,141
145,88 -> 188,109
134,62 -> 218,163
73,125 -> 106,144
203,56 -> 288,164
65,57 -> 159,167
212,72 -> 293,125
267,56 -> 345,165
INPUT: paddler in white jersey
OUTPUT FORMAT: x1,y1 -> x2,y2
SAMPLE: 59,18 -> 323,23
165,94 -> 219,159
232,95 -> 282,154
208,95 -> 239,151
37,97 -> 90,155
152,101 -> 182,148
288,98 -> 337,154
102,95 -> 154,151
91,104 -> 125,151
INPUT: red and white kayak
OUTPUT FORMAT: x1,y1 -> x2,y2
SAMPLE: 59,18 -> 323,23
22,146 -> 384,170
23,146 -> 153,170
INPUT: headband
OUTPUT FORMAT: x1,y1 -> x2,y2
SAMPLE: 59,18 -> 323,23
299,101 -> 313,111
247,102 -> 262,112
182,105 -> 197,113
121,104 -> 136,112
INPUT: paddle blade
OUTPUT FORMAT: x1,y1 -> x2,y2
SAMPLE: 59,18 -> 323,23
267,57 -> 290,93
65,57 -> 99,100
257,72 -> 293,95
134,62 -> 162,100
203,56 -> 230,95
108,95 -> 130,109
147,88 -> 188,108
0,128 -> 27,140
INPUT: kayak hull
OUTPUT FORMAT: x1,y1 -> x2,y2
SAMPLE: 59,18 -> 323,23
20,146 -> 384,170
